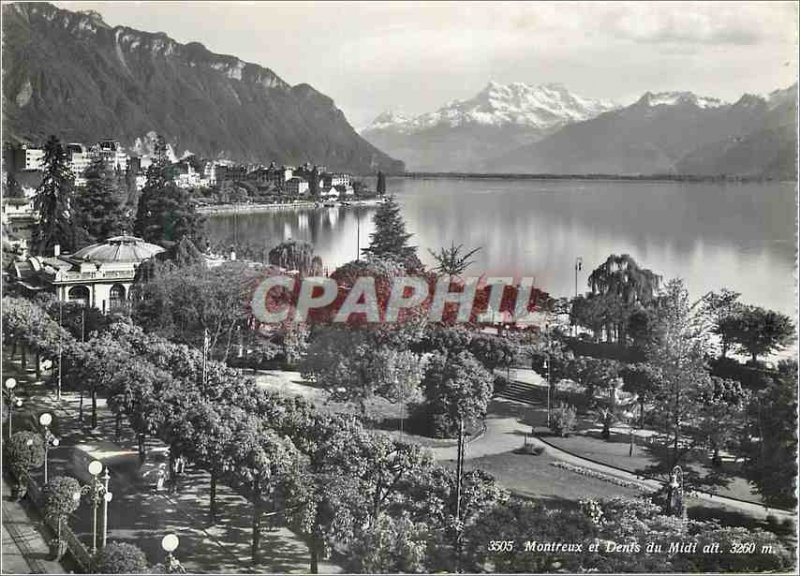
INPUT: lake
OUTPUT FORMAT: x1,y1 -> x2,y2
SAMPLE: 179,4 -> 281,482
205,177 -> 797,320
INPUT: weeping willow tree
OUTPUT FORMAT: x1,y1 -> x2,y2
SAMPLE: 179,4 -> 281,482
268,240 -> 321,275
582,254 -> 662,344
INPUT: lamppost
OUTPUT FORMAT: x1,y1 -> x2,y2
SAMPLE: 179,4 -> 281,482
81,460 -> 112,555
574,257 -> 583,336
161,534 -> 186,574
39,413 -> 60,484
543,355 -> 551,428
5,378 -> 23,437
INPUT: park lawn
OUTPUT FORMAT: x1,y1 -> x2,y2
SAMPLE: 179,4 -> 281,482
545,431 -> 764,506
456,450 -> 644,502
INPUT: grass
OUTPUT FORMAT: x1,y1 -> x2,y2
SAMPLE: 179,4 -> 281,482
454,450 -> 644,502
545,429 -> 764,505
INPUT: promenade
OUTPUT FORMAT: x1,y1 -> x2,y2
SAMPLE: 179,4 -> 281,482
2,476 -> 67,574
2,354 -> 341,574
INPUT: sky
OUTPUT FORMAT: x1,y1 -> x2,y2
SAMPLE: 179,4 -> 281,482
54,1 -> 799,129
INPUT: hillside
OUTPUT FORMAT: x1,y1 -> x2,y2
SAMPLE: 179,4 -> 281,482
361,82 -> 617,172
489,87 -> 797,179
2,2 -> 404,173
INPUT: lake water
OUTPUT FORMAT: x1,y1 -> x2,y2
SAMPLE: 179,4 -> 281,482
205,177 -> 797,319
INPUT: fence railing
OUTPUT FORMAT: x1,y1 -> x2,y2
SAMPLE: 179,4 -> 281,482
24,475 -> 93,572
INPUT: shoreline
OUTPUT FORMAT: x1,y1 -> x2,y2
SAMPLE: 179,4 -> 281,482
198,197 -> 385,215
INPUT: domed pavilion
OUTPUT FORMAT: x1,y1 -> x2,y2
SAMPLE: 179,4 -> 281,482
10,236 -> 164,313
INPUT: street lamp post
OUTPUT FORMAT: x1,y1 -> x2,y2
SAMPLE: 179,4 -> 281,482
161,534 -> 186,574
81,460 -> 112,555
39,413 -> 60,484
543,356 -> 551,428
5,378 -> 23,437
574,257 -> 583,336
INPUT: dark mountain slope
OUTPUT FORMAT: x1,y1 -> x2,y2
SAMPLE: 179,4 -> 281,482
2,2 -> 403,173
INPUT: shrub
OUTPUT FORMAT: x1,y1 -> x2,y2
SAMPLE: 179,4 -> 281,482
44,476 -> 82,559
6,431 -> 45,496
93,542 -> 149,574
549,402 -> 577,437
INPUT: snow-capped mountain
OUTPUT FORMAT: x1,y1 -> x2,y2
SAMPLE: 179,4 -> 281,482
365,81 -> 617,133
636,91 -> 726,109
361,81 -> 618,171
490,84 -> 796,178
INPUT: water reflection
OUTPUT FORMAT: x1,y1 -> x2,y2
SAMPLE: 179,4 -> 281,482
204,178 -> 796,318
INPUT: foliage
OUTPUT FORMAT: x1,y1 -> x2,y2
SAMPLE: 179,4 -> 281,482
132,261 -> 258,361
32,135 -> 76,255
421,351 -> 494,437
361,195 -> 420,270
376,171 -> 386,195
73,157 -> 130,247
347,513 -> 429,573
6,431 -> 45,485
740,361 -> 798,508
588,253 -> 661,306
268,239 -> 321,274
698,288 -> 742,358
93,542 -> 149,574
428,242 -> 480,277
301,326 -> 423,413
549,402 -> 577,437
44,476 -> 82,520
723,305 -> 795,363
642,279 -> 712,472
134,136 -> 204,247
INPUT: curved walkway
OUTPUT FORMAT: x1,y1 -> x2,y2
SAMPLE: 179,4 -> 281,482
429,398 -> 795,522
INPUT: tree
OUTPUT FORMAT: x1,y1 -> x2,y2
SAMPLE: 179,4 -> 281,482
347,512 -> 429,573
421,351 -> 494,437
301,327 -> 423,415
376,171 -> 386,195
641,279 -> 714,487
309,166 -> 320,197
698,289 -> 742,358
621,363 -> 663,429
33,135 -> 76,255
73,157 -> 130,247
361,196 -> 420,269
92,542 -> 149,574
549,402 -> 577,437
268,240 -> 320,274
694,377 -> 747,466
428,242 -> 480,277
741,361 -> 797,508
44,476 -> 82,560
725,306 -> 795,363
583,254 -> 661,344
6,431 -> 45,499
134,136 -> 204,247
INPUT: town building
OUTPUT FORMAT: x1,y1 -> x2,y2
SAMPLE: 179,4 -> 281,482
13,145 -> 45,172
8,235 -> 165,314
65,143 -> 91,186
92,140 -> 128,172
286,177 -> 309,195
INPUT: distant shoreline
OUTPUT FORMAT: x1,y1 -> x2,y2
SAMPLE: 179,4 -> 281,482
198,197 -> 385,215
394,172 -> 793,184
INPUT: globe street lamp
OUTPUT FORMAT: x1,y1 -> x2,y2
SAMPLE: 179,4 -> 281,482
5,378 -> 23,437
39,412 -> 60,484
573,257 -> 583,336
161,534 -> 186,574
81,460 -> 112,554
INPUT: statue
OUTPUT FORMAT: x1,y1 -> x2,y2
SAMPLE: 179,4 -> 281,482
667,465 -> 684,517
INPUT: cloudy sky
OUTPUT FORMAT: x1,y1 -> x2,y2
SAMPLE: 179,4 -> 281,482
56,1 -> 798,129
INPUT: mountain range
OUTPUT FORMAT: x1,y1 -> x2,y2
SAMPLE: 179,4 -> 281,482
361,82 -> 619,172
363,83 -> 797,179
2,2 -> 403,173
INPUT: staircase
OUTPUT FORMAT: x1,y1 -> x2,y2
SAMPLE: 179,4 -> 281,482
496,380 -> 544,405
